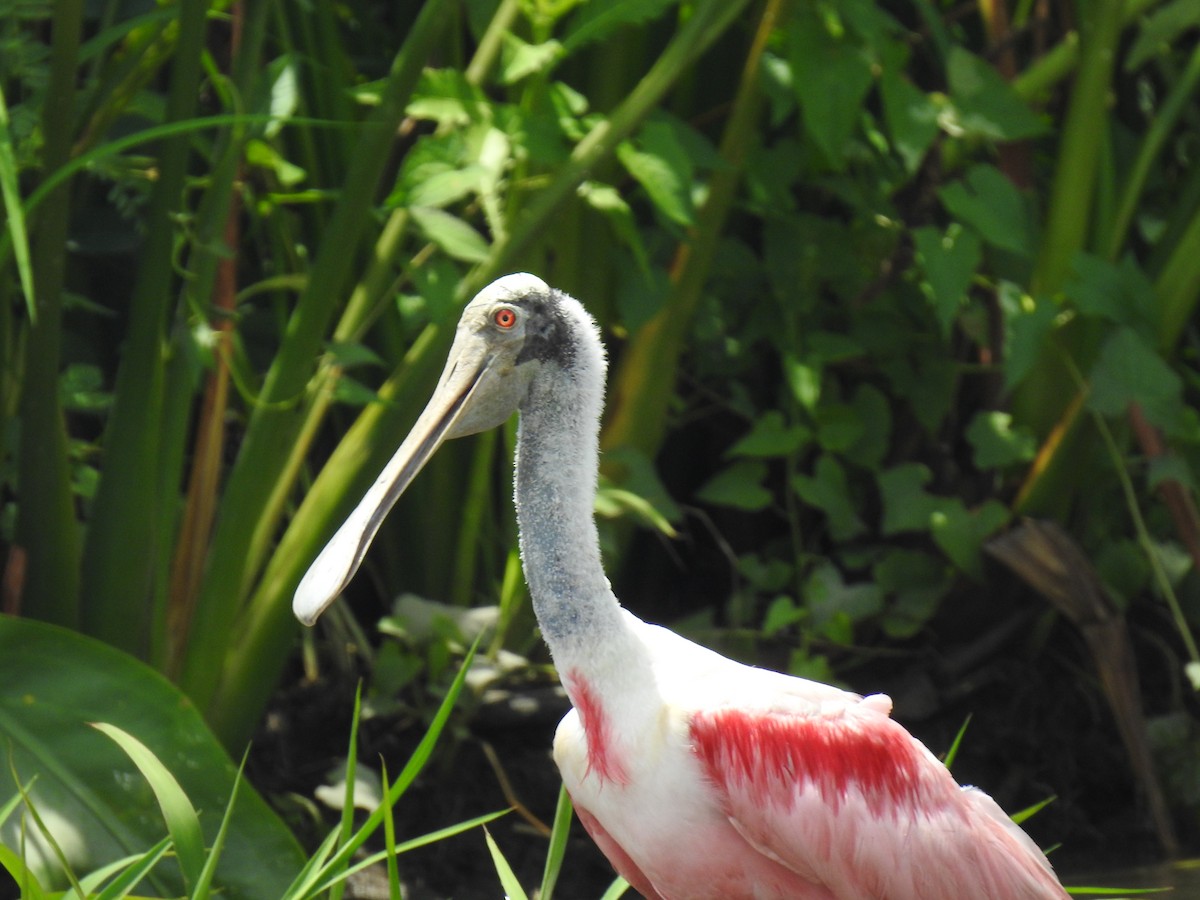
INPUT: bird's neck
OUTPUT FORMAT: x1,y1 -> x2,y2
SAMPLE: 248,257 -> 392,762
514,365 -> 625,660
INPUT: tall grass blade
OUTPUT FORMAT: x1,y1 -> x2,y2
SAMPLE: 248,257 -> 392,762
17,0 -> 84,627
328,682 -> 364,900
79,0 -> 211,654
91,723 -> 205,892
0,84 -> 33,319
307,639 -> 480,887
89,837 -> 172,900
599,875 -> 632,900
188,752 -> 247,900
484,827 -> 529,900
0,841 -> 47,900
539,784 -> 574,900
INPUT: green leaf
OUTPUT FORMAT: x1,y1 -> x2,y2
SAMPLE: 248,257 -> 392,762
999,283 -> 1058,389
880,71 -> 940,172
938,165 -> 1034,259
913,223 -> 982,335
0,83 -> 34,320
696,460 -> 772,511
539,785 -> 573,900
965,411 -> 1037,469
90,724 -> 206,893
616,119 -> 695,227
484,828 -> 529,900
762,596 -> 805,637
930,499 -> 1010,578
410,206 -> 491,263
500,35 -> 564,84
874,549 -> 950,639
1126,0 -> 1200,71
1063,253 -> 1158,339
945,47 -> 1047,141
792,454 -> 866,541
727,411 -> 810,457
0,617 -> 304,898
1088,327 -> 1194,437
841,384 -> 891,471
878,463 -> 944,535
788,10 -> 875,168
803,562 -> 884,635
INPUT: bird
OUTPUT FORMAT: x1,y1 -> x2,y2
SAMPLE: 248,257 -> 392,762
294,273 -> 1070,900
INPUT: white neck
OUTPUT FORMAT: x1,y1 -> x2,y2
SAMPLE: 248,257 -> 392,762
512,301 -> 625,660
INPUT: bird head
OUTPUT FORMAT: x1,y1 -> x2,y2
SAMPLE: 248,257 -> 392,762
293,272 -> 571,626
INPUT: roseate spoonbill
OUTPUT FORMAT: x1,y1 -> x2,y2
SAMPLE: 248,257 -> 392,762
294,273 -> 1070,899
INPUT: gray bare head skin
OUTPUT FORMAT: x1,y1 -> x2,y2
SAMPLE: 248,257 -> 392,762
293,273 -> 607,628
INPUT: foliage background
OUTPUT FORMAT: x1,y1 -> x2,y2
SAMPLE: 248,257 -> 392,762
2,0 -> 1200,894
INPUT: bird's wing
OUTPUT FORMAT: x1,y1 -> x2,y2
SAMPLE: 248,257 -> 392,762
689,700 -> 1068,900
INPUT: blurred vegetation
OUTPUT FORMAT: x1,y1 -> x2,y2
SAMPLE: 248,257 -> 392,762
2,0 -> 1200,893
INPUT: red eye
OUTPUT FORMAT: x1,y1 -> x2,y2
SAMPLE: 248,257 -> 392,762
494,307 -> 517,329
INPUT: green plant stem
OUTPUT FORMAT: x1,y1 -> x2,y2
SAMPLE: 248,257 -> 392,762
80,0 -> 210,655
1107,42 -> 1200,261
1031,0 -> 1125,296
1154,205 -> 1200,351
180,0 -> 452,716
1012,0 -> 1161,102
16,0 -> 84,628
465,0 -> 521,86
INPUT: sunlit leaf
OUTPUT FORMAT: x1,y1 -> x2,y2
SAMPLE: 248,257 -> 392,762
965,411 -> 1037,469
930,499 -> 1010,578
946,47 -> 1046,141
880,71 -> 939,172
410,206 -> 490,263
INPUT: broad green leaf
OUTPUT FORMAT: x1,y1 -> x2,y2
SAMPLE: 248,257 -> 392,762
880,71 -> 940,172
762,596 -> 805,637
1088,327 -> 1195,438
1063,253 -> 1158,339
90,724 -> 205,893
244,138 -> 306,187
579,181 -> 651,276
727,411 -> 810,458
913,223 -> 982,335
0,616 -> 304,898
945,47 -> 1047,141
792,454 -> 866,541
840,384 -> 891,471
617,119 -> 695,227
410,206 -> 490,263
874,549 -> 950,639
965,411 -> 1037,469
788,10 -> 874,168
938,165 -> 1034,259
803,562 -> 884,635
696,460 -> 772,511
878,463 -> 944,535
500,35 -> 564,84
407,165 -> 487,208
999,283 -> 1058,389
930,499 -> 1010,578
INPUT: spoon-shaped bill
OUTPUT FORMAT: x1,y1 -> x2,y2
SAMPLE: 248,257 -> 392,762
293,348 -> 493,626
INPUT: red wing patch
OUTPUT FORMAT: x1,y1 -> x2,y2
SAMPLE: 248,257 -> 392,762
566,670 -> 630,786
690,707 -> 928,816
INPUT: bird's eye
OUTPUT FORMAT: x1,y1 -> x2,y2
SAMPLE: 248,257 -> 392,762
494,307 -> 518,329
